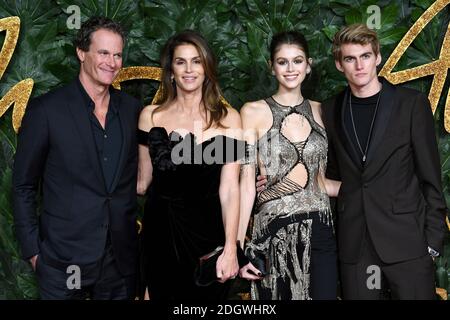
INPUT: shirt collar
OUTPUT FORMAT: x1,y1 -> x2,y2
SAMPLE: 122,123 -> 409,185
76,77 -> 119,115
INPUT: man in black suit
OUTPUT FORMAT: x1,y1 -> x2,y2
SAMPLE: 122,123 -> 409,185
322,24 -> 447,299
13,16 -> 141,299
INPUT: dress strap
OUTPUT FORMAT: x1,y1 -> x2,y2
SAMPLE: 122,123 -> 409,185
301,99 -> 313,116
264,97 -> 277,116
296,100 -> 327,137
138,129 -> 149,146
264,97 -> 284,129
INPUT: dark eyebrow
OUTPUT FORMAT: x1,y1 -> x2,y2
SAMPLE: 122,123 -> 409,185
343,52 -> 373,60
174,56 -> 201,61
276,55 -> 305,60
360,51 -> 373,57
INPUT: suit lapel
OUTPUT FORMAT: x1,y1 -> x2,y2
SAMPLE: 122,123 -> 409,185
364,79 -> 395,165
66,80 -> 105,189
109,91 -> 130,193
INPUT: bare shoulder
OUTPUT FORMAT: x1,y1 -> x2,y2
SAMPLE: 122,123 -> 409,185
139,104 -> 159,131
219,107 -> 242,139
309,100 -> 322,114
240,99 -> 270,123
221,107 -> 242,129
308,100 -> 325,127
223,106 -> 241,126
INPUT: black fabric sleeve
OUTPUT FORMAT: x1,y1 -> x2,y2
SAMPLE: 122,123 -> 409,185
138,129 -> 149,146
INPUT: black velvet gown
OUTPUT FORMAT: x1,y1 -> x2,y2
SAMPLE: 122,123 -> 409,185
138,127 -> 244,300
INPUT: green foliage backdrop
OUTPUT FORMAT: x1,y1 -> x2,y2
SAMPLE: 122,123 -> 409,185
0,0 -> 449,299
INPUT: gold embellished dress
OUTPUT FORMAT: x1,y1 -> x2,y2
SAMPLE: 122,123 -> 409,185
245,98 -> 333,300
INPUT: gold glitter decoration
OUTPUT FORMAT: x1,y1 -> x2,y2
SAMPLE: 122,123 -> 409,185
0,17 -> 19,79
112,66 -> 165,104
0,79 -> 34,132
0,16 -> 34,133
436,287 -> 448,300
379,0 -> 450,132
112,66 -> 162,89
112,65 -> 233,108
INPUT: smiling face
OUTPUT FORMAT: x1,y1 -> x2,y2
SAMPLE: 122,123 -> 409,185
272,44 -> 311,90
77,28 -> 123,88
335,43 -> 381,92
171,44 -> 206,94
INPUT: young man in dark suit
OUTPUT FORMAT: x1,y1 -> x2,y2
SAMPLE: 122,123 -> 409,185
322,23 -> 447,299
13,16 -> 141,299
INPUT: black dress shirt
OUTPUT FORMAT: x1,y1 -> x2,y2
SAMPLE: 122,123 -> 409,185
76,79 -> 123,192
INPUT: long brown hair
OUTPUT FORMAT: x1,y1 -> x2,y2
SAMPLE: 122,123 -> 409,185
153,30 -> 227,129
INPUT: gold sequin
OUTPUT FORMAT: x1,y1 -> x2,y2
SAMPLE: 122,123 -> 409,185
4,79 -> 34,133
0,17 -> 34,133
112,66 -> 163,104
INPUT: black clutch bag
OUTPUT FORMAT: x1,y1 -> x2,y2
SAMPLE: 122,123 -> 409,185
194,241 -> 249,287
247,250 -> 268,277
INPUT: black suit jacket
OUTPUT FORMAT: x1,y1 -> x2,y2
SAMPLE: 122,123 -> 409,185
13,79 -> 141,276
322,79 -> 447,264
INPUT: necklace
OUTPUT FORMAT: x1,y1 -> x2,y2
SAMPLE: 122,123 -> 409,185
348,88 -> 382,164
271,95 -> 304,108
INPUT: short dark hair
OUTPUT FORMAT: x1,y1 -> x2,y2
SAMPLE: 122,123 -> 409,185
74,16 -> 125,52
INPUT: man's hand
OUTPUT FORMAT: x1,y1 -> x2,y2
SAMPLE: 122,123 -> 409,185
30,255 -> 38,271
428,247 -> 439,262
256,175 -> 268,193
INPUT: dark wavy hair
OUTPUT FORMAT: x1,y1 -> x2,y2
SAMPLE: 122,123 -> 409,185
153,30 -> 227,129
74,16 -> 126,52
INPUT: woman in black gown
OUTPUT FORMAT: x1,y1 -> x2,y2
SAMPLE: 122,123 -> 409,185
137,30 -> 243,300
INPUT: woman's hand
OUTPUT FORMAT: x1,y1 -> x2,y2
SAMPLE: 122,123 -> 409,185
216,247 -> 239,283
239,262 -> 264,281
324,178 -> 341,197
256,175 -> 267,192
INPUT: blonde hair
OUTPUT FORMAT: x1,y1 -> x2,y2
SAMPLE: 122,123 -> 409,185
332,24 -> 380,61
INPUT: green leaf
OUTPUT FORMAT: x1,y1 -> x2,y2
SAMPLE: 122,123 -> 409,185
378,26 -> 408,46
246,22 -> 269,64
345,8 -> 363,25
322,25 -> 340,41
329,2 -> 351,16
379,3 -> 401,30
282,0 -> 303,21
